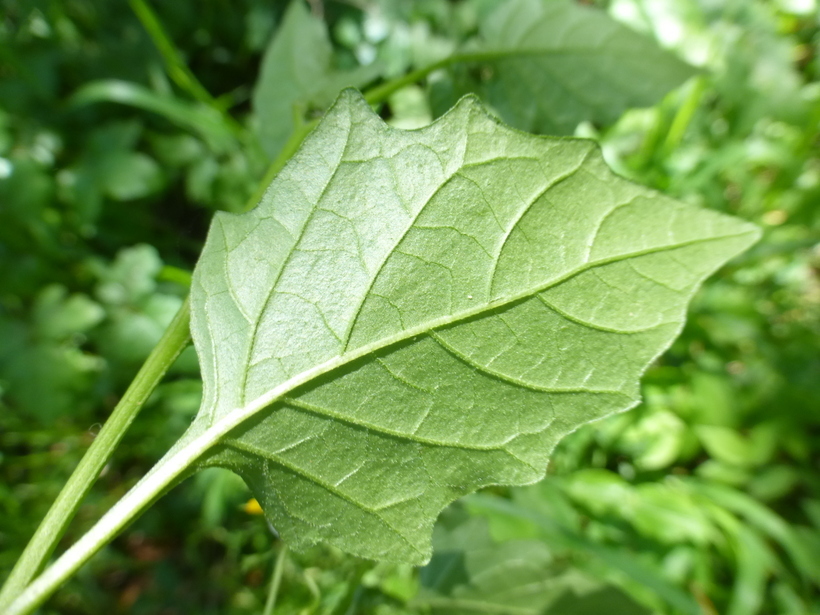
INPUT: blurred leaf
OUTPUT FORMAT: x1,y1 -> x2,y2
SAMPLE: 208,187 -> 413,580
0,157 -> 53,252
727,525 -> 772,615
251,0 -> 381,157
631,483 -> 714,545
33,285 -> 105,340
431,0 -> 696,135
94,244 -> 163,305
620,408 -> 688,470
194,467 -> 250,529
695,422 -> 778,468
71,80 -> 237,152
687,480 -> 820,585
466,494 -> 701,614
685,372 -> 737,426
57,120 -> 166,229
101,150 -> 164,201
1,342 -> 104,422
562,470 -> 715,545
416,515 -> 651,615
546,586 -> 654,615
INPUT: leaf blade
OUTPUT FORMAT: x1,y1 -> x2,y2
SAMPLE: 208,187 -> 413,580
190,89 -> 758,563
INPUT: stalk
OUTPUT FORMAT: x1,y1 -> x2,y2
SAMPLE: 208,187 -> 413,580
0,299 -> 191,610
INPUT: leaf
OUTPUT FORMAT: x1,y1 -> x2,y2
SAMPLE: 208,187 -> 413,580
686,480 -> 820,585
71,80 -> 236,153
466,493 -> 701,614
252,1 -> 381,157
185,89 -> 758,565
416,514 -> 652,614
431,0 -> 696,135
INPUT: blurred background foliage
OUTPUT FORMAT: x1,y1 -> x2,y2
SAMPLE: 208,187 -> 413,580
0,0 -> 818,613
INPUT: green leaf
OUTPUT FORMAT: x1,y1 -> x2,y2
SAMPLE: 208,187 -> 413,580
431,0 -> 696,135
71,80 -> 236,153
686,480 -> 820,586
100,151 -> 164,201
417,514 -> 652,614
181,89 -> 758,564
466,493 -> 701,614
252,1 -> 381,157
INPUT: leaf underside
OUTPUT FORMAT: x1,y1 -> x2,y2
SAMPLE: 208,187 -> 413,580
189,89 -> 758,564
432,0 -> 696,135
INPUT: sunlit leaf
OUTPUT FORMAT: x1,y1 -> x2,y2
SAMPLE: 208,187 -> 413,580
183,89 -> 757,564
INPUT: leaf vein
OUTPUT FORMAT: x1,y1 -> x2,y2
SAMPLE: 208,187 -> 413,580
488,146 -> 594,296
535,293 -> 678,334
222,439 -> 423,555
430,331 -> 626,397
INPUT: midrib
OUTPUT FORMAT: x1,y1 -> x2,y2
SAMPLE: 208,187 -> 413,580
198,228 -> 755,453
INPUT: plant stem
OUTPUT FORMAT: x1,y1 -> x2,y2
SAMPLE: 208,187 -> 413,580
263,545 -> 288,615
5,393 -> 286,615
129,0 -> 214,105
363,51 -> 502,106
2,117 -> 317,613
0,298 -> 191,611
363,57 -> 453,106
128,0 -> 244,134
4,419 -> 213,615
